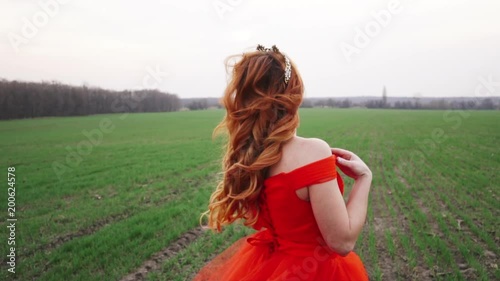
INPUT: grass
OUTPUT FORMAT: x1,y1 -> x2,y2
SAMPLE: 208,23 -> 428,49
0,109 -> 498,280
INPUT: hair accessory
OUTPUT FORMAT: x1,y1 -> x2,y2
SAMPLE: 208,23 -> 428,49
284,56 -> 291,84
256,44 -> 292,84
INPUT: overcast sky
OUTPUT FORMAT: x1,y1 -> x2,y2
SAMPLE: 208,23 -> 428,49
1,0 -> 499,98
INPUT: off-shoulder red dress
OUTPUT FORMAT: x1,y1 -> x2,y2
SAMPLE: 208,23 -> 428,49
194,155 -> 368,281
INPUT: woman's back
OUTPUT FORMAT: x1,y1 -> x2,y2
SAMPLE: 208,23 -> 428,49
257,137 -> 343,253
268,136 -> 334,201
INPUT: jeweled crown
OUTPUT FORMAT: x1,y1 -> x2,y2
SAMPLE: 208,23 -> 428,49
256,44 -> 292,85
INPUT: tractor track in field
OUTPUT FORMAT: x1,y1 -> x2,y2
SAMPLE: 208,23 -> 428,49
0,211 -> 133,269
370,154 -> 398,281
120,227 -> 206,281
2,190 -> 176,267
394,165 -> 442,239
0,162 -> 218,269
365,140 -> 401,281
377,155 -> 418,281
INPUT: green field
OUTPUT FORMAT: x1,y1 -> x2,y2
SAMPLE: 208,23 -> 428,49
0,109 -> 498,281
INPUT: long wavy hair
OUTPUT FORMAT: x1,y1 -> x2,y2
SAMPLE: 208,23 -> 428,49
203,46 -> 304,231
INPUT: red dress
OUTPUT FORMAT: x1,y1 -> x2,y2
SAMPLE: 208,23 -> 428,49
194,155 -> 368,281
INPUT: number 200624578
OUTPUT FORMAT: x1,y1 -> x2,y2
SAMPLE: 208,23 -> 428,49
7,167 -> 16,274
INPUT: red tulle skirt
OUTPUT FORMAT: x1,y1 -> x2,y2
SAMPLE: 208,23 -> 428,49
193,230 -> 368,281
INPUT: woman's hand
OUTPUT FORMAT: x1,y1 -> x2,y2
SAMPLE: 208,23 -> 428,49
331,148 -> 372,180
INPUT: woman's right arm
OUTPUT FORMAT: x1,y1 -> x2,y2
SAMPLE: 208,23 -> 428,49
333,147 -> 372,250
309,145 -> 372,256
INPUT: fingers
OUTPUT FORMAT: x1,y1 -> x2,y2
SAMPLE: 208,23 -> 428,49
331,148 -> 353,160
336,156 -> 353,166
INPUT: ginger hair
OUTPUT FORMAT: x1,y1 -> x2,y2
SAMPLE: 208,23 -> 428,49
203,47 -> 304,231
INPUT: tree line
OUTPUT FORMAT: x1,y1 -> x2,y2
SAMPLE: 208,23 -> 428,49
182,96 -> 499,110
0,79 -> 181,120
302,85 -> 498,110
302,97 -> 498,110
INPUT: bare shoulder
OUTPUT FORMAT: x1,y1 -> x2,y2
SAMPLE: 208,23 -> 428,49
286,137 -> 332,165
301,137 -> 331,154
270,136 -> 333,176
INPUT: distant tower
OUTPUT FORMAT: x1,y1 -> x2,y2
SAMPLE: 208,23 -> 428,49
382,86 -> 387,107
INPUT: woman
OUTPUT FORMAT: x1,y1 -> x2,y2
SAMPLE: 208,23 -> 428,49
195,45 -> 372,281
